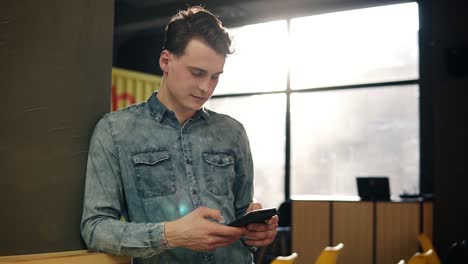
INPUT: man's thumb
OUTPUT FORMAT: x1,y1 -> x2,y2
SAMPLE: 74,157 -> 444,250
198,206 -> 225,223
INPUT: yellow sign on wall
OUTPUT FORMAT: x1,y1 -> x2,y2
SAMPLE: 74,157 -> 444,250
111,67 -> 161,111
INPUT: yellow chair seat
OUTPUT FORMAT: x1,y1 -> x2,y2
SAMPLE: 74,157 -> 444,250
417,233 -> 441,264
270,252 -> 298,264
408,249 -> 434,264
315,243 -> 344,264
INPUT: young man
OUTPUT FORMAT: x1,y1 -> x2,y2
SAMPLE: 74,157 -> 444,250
81,6 -> 278,263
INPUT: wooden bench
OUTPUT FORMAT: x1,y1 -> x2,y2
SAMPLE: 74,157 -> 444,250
0,250 -> 131,264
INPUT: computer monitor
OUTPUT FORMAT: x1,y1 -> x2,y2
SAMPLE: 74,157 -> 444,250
356,177 -> 391,201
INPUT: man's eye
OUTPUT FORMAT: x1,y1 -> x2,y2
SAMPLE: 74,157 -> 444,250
211,75 -> 220,81
191,70 -> 203,77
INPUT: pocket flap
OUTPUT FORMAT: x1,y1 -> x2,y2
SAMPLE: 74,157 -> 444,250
203,152 -> 234,166
132,151 -> 170,165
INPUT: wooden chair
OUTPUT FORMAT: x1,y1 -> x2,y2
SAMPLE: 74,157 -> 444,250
270,252 -> 298,264
315,243 -> 344,264
417,233 -> 441,264
0,250 -> 130,264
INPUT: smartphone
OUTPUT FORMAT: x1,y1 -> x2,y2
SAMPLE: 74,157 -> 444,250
228,208 -> 278,227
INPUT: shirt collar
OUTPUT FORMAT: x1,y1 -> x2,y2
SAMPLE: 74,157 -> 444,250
148,92 -> 210,123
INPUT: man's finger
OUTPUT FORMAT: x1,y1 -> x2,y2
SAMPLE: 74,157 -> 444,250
247,202 -> 262,213
266,215 -> 279,224
196,206 -> 225,223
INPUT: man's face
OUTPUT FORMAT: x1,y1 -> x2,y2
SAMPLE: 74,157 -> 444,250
161,38 -> 225,115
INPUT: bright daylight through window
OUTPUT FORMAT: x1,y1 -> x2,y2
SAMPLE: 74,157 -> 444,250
206,2 -> 420,207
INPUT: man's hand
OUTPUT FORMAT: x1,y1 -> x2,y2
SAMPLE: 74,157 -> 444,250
164,206 -> 247,252
243,202 -> 279,247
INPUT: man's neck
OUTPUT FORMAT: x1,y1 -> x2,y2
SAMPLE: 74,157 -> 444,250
156,89 -> 195,125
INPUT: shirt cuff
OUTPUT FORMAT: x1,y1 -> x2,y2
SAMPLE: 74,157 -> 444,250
148,222 -> 172,250
241,238 -> 258,252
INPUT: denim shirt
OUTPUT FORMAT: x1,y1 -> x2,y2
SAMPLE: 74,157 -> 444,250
81,93 -> 254,264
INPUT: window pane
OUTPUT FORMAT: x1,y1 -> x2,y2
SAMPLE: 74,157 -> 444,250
290,2 -> 419,89
205,94 -> 286,208
214,21 -> 288,95
291,86 -> 419,199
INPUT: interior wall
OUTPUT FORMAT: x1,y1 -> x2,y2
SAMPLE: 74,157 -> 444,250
113,31 -> 164,76
419,0 -> 468,258
0,0 -> 114,255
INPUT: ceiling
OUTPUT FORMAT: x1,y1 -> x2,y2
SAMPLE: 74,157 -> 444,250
114,0 -> 255,37
113,0 -> 407,37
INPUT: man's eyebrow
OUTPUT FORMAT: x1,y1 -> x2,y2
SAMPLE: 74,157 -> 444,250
188,66 -> 223,75
188,66 -> 206,73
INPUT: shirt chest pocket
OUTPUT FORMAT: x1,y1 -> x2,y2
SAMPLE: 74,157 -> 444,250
203,152 -> 236,196
131,151 -> 176,198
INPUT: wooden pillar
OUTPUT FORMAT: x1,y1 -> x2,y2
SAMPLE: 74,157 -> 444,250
0,0 -> 114,255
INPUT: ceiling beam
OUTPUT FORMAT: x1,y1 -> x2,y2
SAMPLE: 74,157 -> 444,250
114,0 -> 413,36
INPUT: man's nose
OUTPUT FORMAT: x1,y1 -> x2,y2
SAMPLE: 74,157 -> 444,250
199,78 -> 211,92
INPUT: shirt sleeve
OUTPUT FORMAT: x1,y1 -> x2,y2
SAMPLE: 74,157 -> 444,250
233,124 -> 255,219
80,117 -> 171,258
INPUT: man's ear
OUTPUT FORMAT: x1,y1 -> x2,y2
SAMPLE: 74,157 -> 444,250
159,50 -> 171,73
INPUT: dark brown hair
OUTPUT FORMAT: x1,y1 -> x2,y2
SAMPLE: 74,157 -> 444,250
163,6 -> 233,56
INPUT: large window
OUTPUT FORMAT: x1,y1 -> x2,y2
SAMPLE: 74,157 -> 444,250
207,2 -> 420,207
214,20 -> 288,95
289,3 -> 419,89
291,86 -> 419,197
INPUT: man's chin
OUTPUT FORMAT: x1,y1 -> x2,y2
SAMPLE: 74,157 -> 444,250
189,100 -> 207,110
184,103 -> 204,113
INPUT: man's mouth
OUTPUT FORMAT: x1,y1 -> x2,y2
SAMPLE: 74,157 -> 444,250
191,94 -> 206,100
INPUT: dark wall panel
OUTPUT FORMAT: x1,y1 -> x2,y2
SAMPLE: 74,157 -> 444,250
114,32 -> 164,76
0,0 -> 114,255
420,0 -> 468,257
